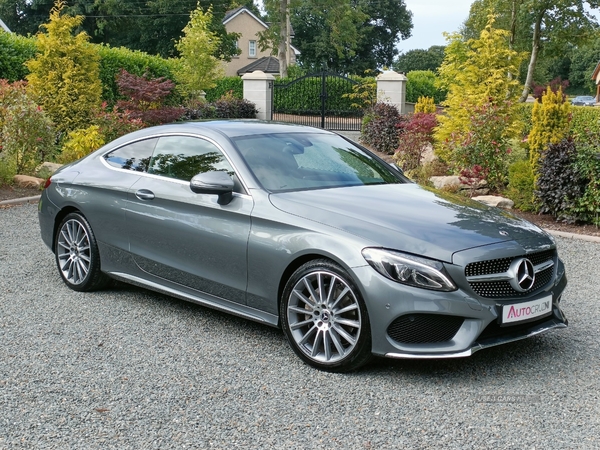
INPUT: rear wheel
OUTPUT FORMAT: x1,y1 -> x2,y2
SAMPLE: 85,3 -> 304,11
281,259 -> 372,372
54,212 -> 109,292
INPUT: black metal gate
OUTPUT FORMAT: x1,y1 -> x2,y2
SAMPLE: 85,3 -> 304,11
272,71 -> 363,131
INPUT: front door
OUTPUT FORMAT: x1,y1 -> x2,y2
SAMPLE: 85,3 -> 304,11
125,135 -> 253,304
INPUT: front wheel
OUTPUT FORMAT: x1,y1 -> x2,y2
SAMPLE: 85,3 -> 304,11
280,259 -> 372,372
54,212 -> 109,292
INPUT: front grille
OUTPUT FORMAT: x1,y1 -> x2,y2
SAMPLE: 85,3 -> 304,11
465,250 -> 556,299
469,266 -> 554,298
387,314 -> 464,344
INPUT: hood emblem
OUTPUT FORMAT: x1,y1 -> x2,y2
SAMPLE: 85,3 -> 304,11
509,258 -> 535,292
499,230 -> 509,237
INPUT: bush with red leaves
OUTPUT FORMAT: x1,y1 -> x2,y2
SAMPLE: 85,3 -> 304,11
115,69 -> 184,125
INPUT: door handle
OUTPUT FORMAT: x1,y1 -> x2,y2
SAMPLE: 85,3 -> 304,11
135,189 -> 155,200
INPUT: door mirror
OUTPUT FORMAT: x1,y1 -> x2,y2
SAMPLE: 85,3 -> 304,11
190,171 -> 235,205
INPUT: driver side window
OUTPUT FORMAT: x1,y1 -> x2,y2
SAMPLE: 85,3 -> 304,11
148,136 -> 242,192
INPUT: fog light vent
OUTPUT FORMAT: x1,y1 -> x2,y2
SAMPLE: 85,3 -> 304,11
387,314 -> 464,344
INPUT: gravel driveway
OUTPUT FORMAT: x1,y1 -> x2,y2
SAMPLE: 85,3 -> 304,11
1,204 -> 599,449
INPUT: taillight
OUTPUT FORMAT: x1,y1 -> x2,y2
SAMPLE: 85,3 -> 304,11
43,177 -> 52,189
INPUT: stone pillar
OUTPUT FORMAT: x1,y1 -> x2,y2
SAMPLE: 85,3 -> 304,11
376,71 -> 407,114
242,70 -> 275,121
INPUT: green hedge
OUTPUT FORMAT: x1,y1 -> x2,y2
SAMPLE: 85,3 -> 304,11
514,102 -> 600,142
0,32 -> 36,82
273,75 -> 369,114
406,70 -> 447,104
204,77 -> 243,101
96,45 -> 178,105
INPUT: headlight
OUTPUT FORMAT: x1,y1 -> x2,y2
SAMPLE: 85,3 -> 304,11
362,248 -> 457,292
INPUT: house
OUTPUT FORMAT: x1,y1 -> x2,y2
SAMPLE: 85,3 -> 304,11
593,62 -> 600,101
222,6 -> 298,77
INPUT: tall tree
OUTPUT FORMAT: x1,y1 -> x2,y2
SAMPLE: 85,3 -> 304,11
174,6 -> 223,98
262,0 -> 412,74
393,46 -> 446,73
462,0 -> 599,101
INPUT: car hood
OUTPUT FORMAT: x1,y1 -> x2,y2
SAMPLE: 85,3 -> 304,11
269,183 -> 551,262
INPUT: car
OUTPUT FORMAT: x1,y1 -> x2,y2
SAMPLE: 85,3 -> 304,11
570,95 -> 596,106
38,120 -> 568,372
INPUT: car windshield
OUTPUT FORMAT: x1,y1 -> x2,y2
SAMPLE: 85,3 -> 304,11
233,132 -> 404,192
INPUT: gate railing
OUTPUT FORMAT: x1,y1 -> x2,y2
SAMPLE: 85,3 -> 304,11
272,70 -> 364,131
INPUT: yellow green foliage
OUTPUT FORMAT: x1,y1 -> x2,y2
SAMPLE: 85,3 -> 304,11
174,6 -> 223,99
435,16 -> 524,162
414,96 -> 436,113
506,159 -> 537,212
0,82 -> 56,178
25,0 -> 102,133
528,87 -> 570,172
59,125 -> 105,163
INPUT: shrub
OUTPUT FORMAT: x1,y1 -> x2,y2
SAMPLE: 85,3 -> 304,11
97,44 -> 178,105
573,142 -> 600,226
532,77 -> 569,101
444,101 -> 514,190
0,32 -> 36,82
59,125 -> 105,163
414,96 -> 436,114
360,103 -> 400,155
26,0 -> 102,133
528,87 -> 570,174
1,93 -> 56,177
406,71 -> 446,104
394,112 -> 437,171
92,104 -> 145,143
182,93 -> 257,120
204,77 -> 243,102
570,107 -> 600,143
115,69 -> 185,125
343,75 -> 377,109
536,139 -> 584,223
506,159 -> 536,212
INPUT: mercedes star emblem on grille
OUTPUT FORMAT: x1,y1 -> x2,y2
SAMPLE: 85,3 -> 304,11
509,258 -> 536,292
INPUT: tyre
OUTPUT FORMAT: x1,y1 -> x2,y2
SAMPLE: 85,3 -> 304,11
54,212 -> 109,292
280,259 -> 372,372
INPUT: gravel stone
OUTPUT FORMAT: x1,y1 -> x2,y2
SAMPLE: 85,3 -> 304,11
1,204 -> 599,449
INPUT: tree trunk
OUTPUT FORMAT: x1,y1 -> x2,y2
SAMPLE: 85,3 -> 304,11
519,10 -> 544,102
278,0 -> 288,78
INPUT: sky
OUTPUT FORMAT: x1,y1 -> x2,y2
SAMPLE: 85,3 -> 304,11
400,0 -> 475,52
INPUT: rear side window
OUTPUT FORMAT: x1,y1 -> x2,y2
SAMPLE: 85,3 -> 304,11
148,136 -> 234,182
104,138 -> 157,172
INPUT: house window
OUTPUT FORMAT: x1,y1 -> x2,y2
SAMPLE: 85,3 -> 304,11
233,40 -> 239,58
249,40 -> 256,58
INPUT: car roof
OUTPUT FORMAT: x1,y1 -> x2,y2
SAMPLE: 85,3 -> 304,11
167,120 -> 334,139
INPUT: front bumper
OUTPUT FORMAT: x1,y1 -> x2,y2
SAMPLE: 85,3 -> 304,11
352,257 -> 568,359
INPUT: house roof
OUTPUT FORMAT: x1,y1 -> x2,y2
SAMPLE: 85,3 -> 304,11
237,56 -> 281,75
223,6 -> 270,30
223,7 -> 296,38
592,61 -> 600,83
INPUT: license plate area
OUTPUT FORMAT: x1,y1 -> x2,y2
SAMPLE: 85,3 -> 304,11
501,295 -> 553,325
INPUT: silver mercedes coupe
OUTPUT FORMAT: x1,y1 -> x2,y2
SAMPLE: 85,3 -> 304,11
38,121 -> 568,371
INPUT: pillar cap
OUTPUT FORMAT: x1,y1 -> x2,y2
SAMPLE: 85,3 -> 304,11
377,70 -> 407,81
241,70 -> 276,80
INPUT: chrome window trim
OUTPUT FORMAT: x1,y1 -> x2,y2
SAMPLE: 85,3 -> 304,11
99,132 -> 252,196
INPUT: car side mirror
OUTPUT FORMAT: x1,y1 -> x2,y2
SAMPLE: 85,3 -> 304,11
190,171 -> 234,205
